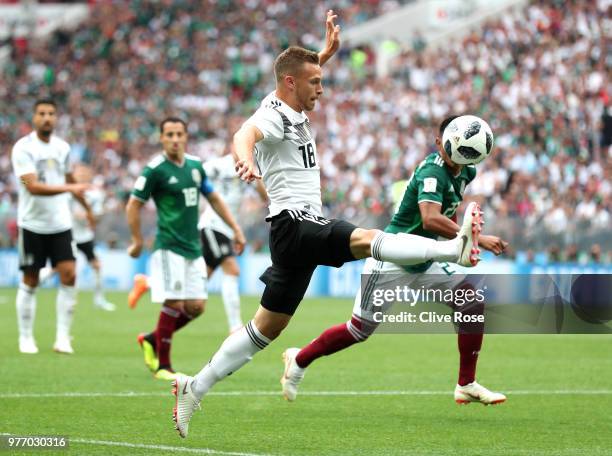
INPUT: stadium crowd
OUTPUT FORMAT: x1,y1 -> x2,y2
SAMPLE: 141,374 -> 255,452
0,0 -> 609,262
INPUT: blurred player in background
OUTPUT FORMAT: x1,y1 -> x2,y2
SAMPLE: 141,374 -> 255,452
199,152 -> 267,333
11,99 -> 93,355
128,150 -> 267,334
126,117 -> 245,380
282,116 -> 509,405
172,12 -> 484,438
70,164 -> 116,311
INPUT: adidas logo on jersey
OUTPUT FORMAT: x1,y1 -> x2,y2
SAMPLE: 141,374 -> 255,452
168,176 -> 178,184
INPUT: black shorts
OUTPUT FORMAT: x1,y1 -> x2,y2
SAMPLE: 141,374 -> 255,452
260,210 -> 357,315
18,228 -> 76,271
201,228 -> 234,270
76,240 -> 96,262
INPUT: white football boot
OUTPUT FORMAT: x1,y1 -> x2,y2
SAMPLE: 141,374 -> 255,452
53,337 -> 74,354
456,202 -> 483,267
172,375 -> 201,438
454,381 -> 506,405
94,297 -> 116,312
19,336 -> 39,354
281,347 -> 306,402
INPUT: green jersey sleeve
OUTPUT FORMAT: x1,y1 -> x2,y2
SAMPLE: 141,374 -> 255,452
416,164 -> 448,205
131,166 -> 158,202
465,164 -> 477,184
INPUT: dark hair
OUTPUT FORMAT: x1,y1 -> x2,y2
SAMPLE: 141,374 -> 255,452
34,99 -> 57,111
274,46 -> 320,82
439,115 -> 460,135
159,117 -> 187,133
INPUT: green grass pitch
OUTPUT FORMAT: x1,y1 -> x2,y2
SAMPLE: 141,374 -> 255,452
1,287 -> 611,455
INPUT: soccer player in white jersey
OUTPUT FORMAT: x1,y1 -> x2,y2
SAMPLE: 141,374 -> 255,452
199,154 -> 268,333
71,164 -> 116,311
172,11 -> 483,438
11,99 -> 93,354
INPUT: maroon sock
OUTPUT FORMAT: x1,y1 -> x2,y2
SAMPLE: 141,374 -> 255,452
296,320 -> 360,368
457,333 -> 483,386
174,311 -> 193,332
155,306 -> 180,370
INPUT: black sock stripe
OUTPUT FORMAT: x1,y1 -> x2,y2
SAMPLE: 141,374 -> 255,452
245,322 -> 267,350
361,269 -> 381,312
372,233 -> 383,259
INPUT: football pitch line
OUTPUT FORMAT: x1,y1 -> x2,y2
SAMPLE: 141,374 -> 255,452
0,434 -> 273,456
2,389 -> 612,399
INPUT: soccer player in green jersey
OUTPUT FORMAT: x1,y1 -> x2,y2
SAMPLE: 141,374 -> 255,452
282,116 -> 510,405
126,117 -> 246,380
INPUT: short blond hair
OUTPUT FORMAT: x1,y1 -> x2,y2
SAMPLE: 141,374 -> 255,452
274,46 -> 319,82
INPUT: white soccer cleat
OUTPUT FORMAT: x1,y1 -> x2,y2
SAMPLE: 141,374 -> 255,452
172,375 -> 201,438
281,347 -> 306,402
53,337 -> 74,355
19,336 -> 38,354
454,381 -> 506,405
94,298 -> 116,312
456,201 -> 483,267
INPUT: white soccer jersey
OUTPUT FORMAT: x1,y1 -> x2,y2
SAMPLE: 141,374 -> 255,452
71,188 -> 105,244
11,132 -> 72,234
198,155 -> 243,240
245,91 -> 322,218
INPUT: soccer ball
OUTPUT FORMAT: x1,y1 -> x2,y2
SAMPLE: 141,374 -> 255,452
442,115 -> 494,165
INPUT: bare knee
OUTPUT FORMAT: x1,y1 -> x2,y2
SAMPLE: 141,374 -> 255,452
253,306 -> 292,340
184,299 -> 205,318
221,257 -> 240,276
56,262 -> 76,286
349,228 -> 381,260
22,270 -> 39,288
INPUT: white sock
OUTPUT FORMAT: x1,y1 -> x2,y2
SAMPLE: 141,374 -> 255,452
16,283 -> 36,339
221,274 -> 242,332
371,232 -> 458,265
191,320 -> 270,399
93,268 -> 106,303
56,284 -> 77,341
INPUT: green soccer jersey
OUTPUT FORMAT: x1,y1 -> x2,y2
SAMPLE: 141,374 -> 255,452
132,153 -> 207,259
386,152 -> 477,271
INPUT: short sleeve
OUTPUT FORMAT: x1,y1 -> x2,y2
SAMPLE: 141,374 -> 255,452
11,143 -> 36,177
466,165 -> 477,184
245,107 -> 284,144
131,167 -> 157,202
416,166 -> 447,205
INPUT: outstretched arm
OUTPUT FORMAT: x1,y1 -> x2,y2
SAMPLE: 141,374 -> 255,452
233,124 -> 264,183
126,197 -> 145,258
66,171 -> 95,228
318,9 -> 340,66
419,201 -> 508,255
254,179 -> 268,203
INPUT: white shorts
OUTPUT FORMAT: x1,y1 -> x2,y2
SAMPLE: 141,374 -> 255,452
352,258 -> 465,322
149,249 -> 208,303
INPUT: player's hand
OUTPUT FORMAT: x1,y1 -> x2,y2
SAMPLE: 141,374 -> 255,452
479,235 -> 509,256
235,159 -> 261,183
69,183 -> 90,199
319,10 -> 340,65
127,239 -> 144,258
233,228 -> 246,256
